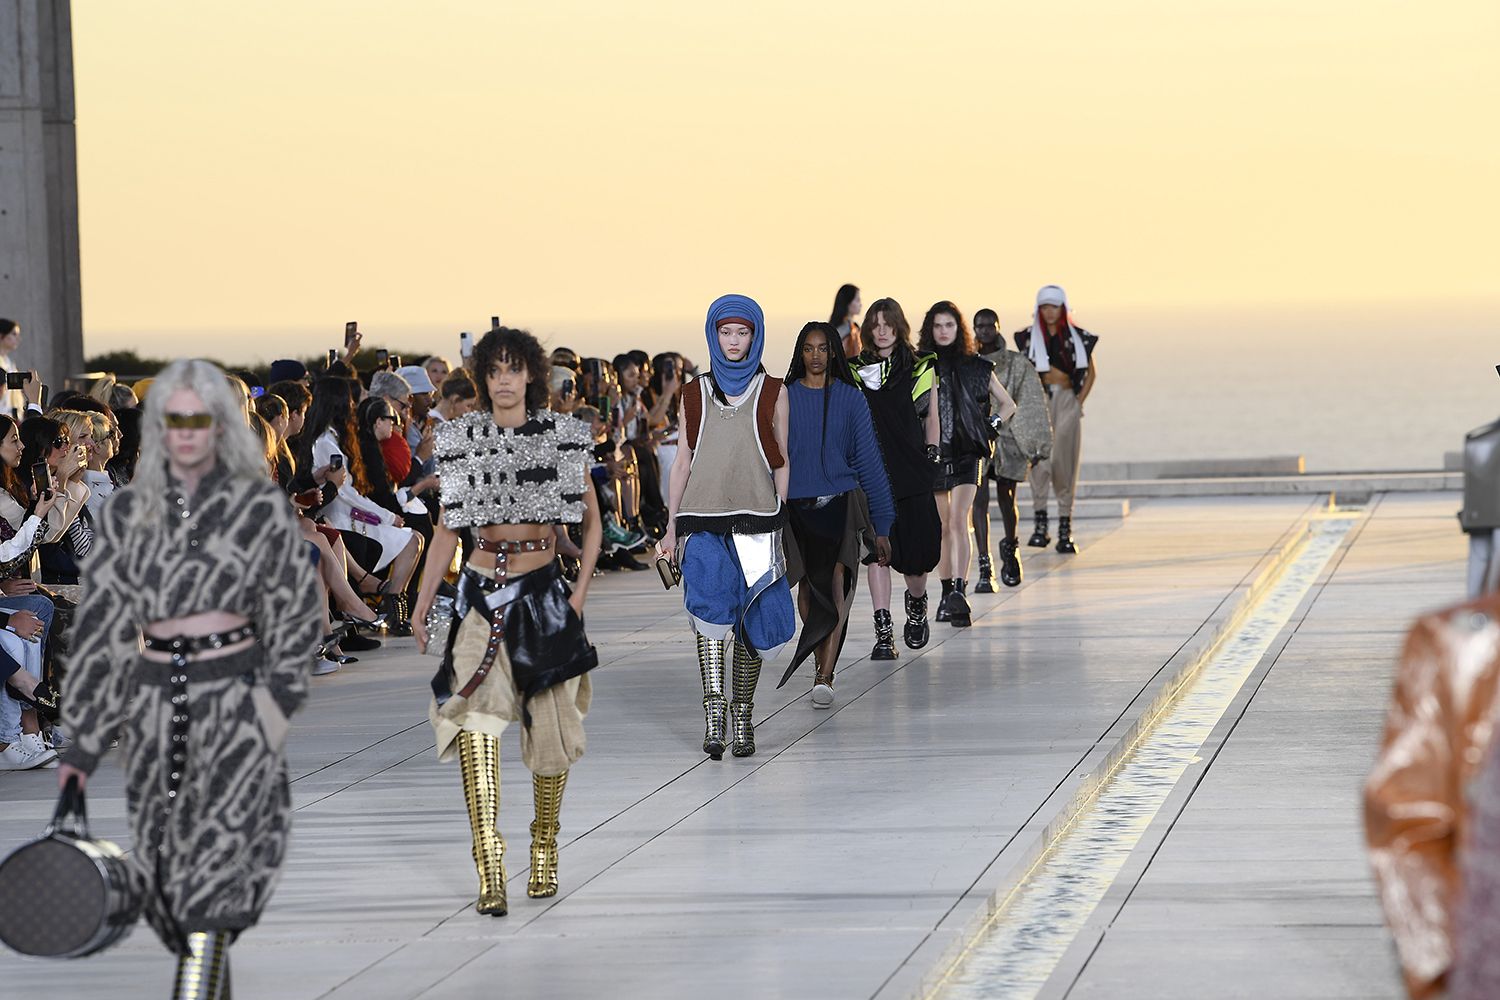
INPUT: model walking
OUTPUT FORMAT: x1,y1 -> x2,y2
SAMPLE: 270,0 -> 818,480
918,302 -> 1017,627
972,308 -> 1052,591
58,359 -> 323,999
1015,285 -> 1098,554
661,294 -> 794,759
778,322 -> 894,707
852,298 -> 942,657
829,283 -> 863,358
414,327 -> 602,916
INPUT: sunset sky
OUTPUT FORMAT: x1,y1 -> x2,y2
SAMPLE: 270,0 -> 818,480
70,2 -> 1499,466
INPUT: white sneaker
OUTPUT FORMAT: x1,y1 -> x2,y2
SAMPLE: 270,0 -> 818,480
811,681 -> 835,709
21,732 -> 59,768
45,727 -> 72,750
0,738 -> 56,770
312,656 -> 341,676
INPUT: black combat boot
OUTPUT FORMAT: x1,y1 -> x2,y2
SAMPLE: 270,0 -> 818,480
934,578 -> 954,622
947,579 -> 972,628
1027,510 -> 1051,548
1056,516 -> 1079,555
870,610 -> 898,661
999,538 -> 1023,587
903,590 -> 930,650
975,555 -> 996,594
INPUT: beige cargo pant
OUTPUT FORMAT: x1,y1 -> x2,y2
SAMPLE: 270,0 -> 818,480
429,605 -> 591,777
1028,386 -> 1083,518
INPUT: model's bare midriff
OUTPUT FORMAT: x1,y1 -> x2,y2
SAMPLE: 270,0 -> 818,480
142,610 -> 254,663
471,523 -> 555,576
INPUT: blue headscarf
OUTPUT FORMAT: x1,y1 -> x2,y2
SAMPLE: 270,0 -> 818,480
704,293 -> 766,397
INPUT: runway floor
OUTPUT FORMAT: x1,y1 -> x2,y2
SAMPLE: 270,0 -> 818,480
0,493 -> 1461,999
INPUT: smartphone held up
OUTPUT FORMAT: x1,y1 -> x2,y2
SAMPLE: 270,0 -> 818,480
30,462 -> 50,501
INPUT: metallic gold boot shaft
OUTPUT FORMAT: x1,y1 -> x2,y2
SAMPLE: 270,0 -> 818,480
730,640 -> 762,757
173,930 -> 232,1000
457,730 -> 508,916
527,770 -> 568,898
697,634 -> 728,759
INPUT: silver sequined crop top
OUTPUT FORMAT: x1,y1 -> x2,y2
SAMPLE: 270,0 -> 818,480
435,410 -> 593,528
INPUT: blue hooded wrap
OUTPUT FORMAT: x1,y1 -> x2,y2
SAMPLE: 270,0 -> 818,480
704,293 -> 767,397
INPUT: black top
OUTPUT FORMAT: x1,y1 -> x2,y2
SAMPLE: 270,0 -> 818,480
858,357 -> 934,500
936,352 -> 996,463
1014,327 -> 1099,395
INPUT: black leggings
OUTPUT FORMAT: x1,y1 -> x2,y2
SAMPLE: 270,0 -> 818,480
973,475 -> 1020,556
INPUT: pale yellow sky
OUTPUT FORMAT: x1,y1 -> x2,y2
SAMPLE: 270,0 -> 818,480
74,1 -> 1499,362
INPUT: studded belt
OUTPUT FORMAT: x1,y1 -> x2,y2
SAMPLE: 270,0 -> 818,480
143,624 -> 258,657
475,536 -> 552,555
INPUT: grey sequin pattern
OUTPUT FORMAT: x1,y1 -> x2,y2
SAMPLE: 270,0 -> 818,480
436,410 -> 592,528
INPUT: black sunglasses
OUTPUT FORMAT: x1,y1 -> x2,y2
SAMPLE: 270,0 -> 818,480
50,436 -> 69,450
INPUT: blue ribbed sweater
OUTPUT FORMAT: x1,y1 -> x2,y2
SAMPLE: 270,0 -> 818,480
786,380 -> 896,536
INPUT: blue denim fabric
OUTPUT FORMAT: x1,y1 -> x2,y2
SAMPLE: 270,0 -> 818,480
681,532 -> 794,654
0,593 -> 55,742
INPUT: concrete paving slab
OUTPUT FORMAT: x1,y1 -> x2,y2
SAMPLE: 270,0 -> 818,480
1057,493 -> 1463,999
0,494 -> 1436,999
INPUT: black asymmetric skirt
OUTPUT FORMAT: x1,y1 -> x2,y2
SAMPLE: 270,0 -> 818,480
780,494 -> 859,686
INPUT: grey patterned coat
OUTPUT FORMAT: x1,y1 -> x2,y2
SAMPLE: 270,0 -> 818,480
983,347 -> 1052,482
61,466 -> 322,951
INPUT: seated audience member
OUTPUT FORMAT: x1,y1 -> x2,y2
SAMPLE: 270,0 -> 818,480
297,377 -> 423,634
20,415 -> 91,587
255,392 -> 298,486
109,407 -> 143,485
421,356 -> 451,396
549,366 -> 580,414
80,410 -> 118,515
107,383 -> 138,411
269,359 -> 311,388
268,379 -> 312,454
434,371 -> 478,422
396,365 -> 440,477
0,413 -> 59,768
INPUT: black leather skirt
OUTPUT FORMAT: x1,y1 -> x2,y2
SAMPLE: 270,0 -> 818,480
431,561 -> 597,728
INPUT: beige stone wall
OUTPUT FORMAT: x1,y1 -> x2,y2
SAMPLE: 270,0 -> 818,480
0,0 -> 84,387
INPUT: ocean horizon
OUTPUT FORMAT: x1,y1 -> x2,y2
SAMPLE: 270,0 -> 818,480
87,300 -> 1496,474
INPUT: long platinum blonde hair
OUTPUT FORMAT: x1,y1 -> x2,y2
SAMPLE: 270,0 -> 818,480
131,359 -> 269,525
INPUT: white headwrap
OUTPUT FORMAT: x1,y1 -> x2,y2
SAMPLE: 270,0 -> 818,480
1027,284 -> 1089,374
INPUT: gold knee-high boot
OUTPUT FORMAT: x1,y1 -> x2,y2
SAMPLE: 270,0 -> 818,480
698,634 -> 728,760
730,639 -> 762,757
173,930 -> 232,1000
457,730 -> 508,916
527,771 -> 568,898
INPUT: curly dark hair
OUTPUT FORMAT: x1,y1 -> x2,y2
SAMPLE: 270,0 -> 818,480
472,327 -> 549,412
918,300 -> 974,356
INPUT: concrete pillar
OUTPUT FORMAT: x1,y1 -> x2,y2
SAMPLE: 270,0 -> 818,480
0,0 -> 84,387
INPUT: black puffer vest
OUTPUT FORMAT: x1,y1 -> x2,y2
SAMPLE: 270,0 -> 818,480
937,353 -> 996,463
